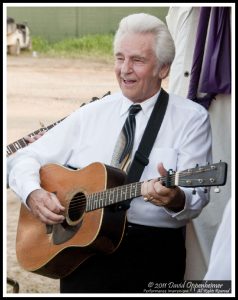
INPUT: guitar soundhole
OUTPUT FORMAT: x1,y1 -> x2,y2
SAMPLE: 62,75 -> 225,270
68,192 -> 86,222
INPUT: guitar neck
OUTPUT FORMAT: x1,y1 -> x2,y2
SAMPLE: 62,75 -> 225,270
7,92 -> 111,158
6,118 -> 65,157
86,181 -> 143,212
86,171 -> 179,211
85,161 -> 227,212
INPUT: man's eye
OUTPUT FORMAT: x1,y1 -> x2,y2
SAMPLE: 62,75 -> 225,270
134,58 -> 143,63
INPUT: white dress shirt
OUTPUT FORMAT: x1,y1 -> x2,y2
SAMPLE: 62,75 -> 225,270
8,89 -> 212,228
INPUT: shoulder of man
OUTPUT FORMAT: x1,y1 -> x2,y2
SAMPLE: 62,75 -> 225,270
168,92 -> 208,115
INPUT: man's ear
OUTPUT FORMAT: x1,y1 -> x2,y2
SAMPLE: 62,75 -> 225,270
159,64 -> 170,79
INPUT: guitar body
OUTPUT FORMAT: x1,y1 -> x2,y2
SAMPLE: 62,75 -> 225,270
16,162 -> 127,279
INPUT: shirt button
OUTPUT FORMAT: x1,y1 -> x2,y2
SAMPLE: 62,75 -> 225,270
184,71 -> 190,77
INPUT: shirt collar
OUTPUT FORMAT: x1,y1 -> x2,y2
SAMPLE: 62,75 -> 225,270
120,89 -> 161,117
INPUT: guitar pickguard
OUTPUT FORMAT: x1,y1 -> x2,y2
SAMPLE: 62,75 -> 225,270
49,220 -> 83,245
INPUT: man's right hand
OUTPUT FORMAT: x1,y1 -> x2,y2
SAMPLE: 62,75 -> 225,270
26,189 -> 65,224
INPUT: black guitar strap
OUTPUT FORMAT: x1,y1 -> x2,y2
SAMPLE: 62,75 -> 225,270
119,88 -> 169,210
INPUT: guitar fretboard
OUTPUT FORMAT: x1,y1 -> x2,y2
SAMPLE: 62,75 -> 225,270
7,92 -> 111,158
84,161 -> 227,212
6,118 -> 65,157
86,182 -> 143,212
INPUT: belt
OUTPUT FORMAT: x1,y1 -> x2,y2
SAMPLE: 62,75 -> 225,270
126,222 -> 186,237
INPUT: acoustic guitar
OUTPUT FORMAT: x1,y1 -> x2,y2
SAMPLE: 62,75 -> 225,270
16,161 -> 227,279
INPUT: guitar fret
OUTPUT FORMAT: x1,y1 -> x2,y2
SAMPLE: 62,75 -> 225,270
114,187 -> 118,204
6,144 -> 13,154
108,190 -> 114,205
9,144 -> 17,153
29,132 -> 37,137
129,185 -> 132,198
99,195 -> 104,208
114,187 -> 119,203
131,184 -> 136,198
99,192 -> 104,209
89,195 -> 93,211
121,186 -> 126,200
95,199 -> 98,210
119,186 -> 123,201
90,196 -> 93,211
136,183 -> 141,197
7,138 -> 28,157
19,139 -> 27,148
13,141 -> 21,150
94,193 -> 99,210
126,184 -> 130,199
6,146 -> 13,156
6,149 -> 11,156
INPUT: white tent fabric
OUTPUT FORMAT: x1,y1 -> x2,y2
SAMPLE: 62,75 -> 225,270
204,199 -> 231,280
165,7 -> 232,279
166,7 -> 200,98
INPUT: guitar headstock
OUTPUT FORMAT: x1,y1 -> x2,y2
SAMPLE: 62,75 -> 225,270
177,162 -> 227,188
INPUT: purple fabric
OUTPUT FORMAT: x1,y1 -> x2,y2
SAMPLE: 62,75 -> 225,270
187,8 -> 211,101
200,8 -> 231,94
187,7 -> 231,110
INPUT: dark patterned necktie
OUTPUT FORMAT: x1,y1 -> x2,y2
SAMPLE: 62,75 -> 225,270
111,104 -> 142,169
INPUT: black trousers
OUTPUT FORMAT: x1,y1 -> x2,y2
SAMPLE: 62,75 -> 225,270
60,222 -> 186,293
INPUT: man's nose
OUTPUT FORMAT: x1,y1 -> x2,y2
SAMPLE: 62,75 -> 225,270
121,60 -> 133,74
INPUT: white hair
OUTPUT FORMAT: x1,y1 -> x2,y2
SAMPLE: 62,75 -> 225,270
113,13 -> 175,67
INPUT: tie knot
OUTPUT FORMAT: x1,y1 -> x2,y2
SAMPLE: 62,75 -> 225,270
129,104 -> 142,116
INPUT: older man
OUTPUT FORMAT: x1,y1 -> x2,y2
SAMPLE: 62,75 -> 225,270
8,13 -> 212,293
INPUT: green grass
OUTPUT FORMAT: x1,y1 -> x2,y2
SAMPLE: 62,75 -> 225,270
31,34 -> 114,61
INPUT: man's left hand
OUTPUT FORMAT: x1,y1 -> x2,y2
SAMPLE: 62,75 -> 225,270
141,163 -> 185,212
23,131 -> 46,144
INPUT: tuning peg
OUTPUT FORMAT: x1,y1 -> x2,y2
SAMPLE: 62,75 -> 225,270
214,186 -> 220,193
192,188 -> 196,195
203,188 -> 208,193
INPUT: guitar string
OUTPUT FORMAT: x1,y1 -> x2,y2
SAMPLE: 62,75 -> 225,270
69,166 -> 218,208
65,168 -> 214,211
66,168 -> 215,206
55,167 -> 219,213
67,183 -> 143,210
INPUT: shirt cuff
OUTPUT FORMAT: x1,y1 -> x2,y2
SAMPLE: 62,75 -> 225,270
22,182 -> 42,208
163,188 -> 191,218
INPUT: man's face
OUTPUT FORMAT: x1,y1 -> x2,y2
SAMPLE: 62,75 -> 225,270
114,32 -> 162,103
